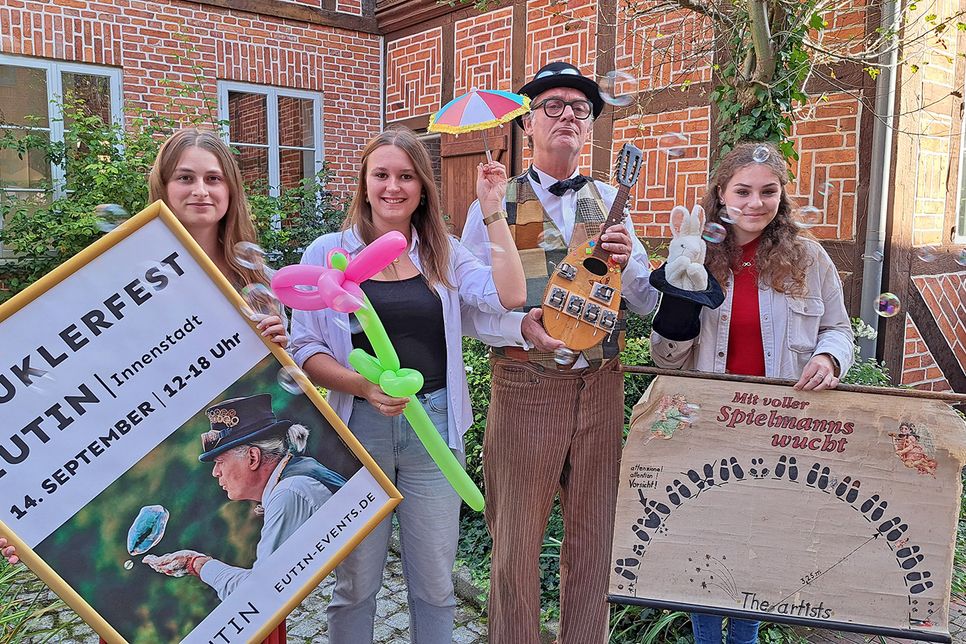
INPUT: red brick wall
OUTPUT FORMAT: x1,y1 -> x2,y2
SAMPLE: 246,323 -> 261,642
0,0 -> 381,195
454,6 -> 513,96
902,319 -> 954,392
385,28 -> 442,124
912,273 -> 966,366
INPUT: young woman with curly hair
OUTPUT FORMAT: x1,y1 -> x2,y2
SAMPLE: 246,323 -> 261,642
649,141 -> 855,644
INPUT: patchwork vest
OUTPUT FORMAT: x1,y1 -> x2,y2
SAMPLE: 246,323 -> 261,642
494,169 -> 626,367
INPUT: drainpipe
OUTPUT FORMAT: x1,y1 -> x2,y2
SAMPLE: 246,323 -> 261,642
857,0 -> 900,359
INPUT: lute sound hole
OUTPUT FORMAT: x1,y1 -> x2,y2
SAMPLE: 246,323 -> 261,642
583,256 -> 608,276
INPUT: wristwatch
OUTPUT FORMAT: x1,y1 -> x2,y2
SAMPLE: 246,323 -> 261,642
482,210 -> 508,226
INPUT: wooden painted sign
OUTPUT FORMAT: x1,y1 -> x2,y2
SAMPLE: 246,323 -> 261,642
0,202 -> 401,643
609,375 -> 966,643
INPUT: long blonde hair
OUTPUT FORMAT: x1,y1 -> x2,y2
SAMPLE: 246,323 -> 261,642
343,127 -> 453,289
701,142 -> 809,296
148,128 -> 265,290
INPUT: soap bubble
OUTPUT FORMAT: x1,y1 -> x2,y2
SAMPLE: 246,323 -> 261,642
864,251 -> 884,262
796,205 -> 822,229
817,181 -> 834,198
240,283 -> 282,321
277,365 -> 306,395
719,206 -> 742,225
538,228 -> 567,251
916,245 -> 939,263
659,133 -> 688,158
956,249 -> 966,266
127,505 -> 170,556
554,347 -> 579,366
600,70 -> 635,107
875,293 -> 901,318
95,204 -> 129,233
124,560 -> 134,570
234,241 -> 266,271
752,146 -> 771,163
701,222 -> 727,244
333,313 -> 363,335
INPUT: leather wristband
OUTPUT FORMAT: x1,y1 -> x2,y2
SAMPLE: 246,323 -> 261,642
482,210 -> 507,226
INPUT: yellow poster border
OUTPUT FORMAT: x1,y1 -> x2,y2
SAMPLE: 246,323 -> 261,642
0,200 -> 402,643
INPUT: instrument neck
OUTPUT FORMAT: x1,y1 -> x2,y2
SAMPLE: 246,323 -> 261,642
592,184 -> 631,261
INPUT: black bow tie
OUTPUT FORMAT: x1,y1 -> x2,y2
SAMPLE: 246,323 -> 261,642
547,175 -> 590,197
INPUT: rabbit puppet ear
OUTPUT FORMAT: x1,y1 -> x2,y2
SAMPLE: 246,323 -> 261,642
669,205 -> 690,237
688,204 -> 706,234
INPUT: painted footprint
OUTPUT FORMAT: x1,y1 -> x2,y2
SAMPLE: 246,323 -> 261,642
614,558 -> 639,580
749,458 -> 769,479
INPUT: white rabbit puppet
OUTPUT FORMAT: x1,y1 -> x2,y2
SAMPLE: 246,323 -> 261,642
665,204 -> 709,291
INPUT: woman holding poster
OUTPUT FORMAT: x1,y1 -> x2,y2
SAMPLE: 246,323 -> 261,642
289,126 -> 525,643
649,141 -> 855,644
1,127 -> 291,644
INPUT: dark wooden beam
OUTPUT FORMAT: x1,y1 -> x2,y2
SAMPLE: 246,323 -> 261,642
378,0 -> 513,39
386,113 -> 432,132
441,21 -> 455,107
196,0 -> 380,33
509,0 -> 527,177
591,0 -> 616,182
905,283 -> 966,395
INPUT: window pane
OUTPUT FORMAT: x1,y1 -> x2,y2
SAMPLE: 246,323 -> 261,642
278,96 -> 314,147
0,65 -> 48,127
234,145 -> 269,193
228,91 -> 268,145
62,72 -> 112,124
0,130 -> 51,189
279,148 -> 315,190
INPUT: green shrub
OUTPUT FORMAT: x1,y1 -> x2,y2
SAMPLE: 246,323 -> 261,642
0,97 -> 344,304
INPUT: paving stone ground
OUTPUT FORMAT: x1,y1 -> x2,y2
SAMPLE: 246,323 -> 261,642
16,549 -> 966,643
23,541 -> 486,644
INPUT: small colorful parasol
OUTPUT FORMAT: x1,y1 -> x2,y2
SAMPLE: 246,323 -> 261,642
428,88 -> 530,162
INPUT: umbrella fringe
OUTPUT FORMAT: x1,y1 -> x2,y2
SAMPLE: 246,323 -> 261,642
427,101 -> 530,135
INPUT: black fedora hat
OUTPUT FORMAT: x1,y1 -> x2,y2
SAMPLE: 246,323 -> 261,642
198,394 -> 293,462
516,62 -> 604,126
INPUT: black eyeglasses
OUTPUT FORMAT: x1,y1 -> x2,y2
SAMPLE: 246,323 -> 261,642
531,98 -> 593,120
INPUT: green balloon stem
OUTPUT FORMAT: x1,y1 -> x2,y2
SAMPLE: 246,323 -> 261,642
355,298 -> 400,372
402,398 -> 485,512
348,299 -> 484,511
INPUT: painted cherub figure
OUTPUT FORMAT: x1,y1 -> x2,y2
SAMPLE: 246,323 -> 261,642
889,422 -> 938,476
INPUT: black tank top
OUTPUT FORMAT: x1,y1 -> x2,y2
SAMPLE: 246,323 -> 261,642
351,275 -> 447,395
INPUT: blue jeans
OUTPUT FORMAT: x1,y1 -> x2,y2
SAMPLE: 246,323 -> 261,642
327,388 -> 463,644
691,613 -> 760,644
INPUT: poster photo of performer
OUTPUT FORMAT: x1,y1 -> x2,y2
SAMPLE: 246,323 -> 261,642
31,355 -> 363,642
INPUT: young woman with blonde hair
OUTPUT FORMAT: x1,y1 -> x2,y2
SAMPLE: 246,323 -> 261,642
290,125 -> 525,643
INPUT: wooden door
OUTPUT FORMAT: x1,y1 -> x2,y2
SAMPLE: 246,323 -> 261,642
440,129 -> 508,236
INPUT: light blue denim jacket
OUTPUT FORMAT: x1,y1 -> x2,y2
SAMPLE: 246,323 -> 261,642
651,239 -> 854,379
289,227 -> 507,450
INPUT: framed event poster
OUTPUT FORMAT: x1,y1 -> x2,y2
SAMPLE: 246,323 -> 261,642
609,374 -> 966,643
0,202 -> 401,643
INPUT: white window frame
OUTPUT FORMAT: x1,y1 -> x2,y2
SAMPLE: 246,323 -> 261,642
956,113 -> 966,243
216,81 -> 324,198
0,53 -> 123,197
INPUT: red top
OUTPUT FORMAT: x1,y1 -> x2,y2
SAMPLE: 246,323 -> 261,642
725,237 -> 766,377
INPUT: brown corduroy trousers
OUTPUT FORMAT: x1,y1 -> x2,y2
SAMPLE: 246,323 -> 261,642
483,356 -> 624,644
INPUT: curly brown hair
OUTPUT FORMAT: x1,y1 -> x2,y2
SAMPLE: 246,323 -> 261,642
700,142 -> 810,296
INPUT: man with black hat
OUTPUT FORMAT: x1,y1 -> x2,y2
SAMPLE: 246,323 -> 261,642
461,62 -> 659,642
143,394 -> 347,601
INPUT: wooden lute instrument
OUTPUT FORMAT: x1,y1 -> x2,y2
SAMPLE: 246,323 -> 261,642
541,143 -> 643,351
